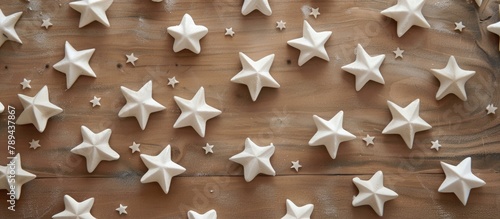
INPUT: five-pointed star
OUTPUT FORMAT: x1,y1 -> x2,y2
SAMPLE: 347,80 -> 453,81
187,209 -> 217,219
290,160 -> 302,172
309,111 -> 356,160
455,21 -> 465,32
430,140 -> 441,151
173,87 -> 221,137
167,14 -> 208,54
276,20 -> 286,30
29,139 -> 41,149
430,56 -> 475,101
90,96 -> 101,107
53,41 -> 96,89
487,21 -> 500,51
352,171 -> 398,217
0,154 -> 36,200
69,0 -> 113,28
486,103 -> 497,115
380,0 -> 430,37
168,76 -> 179,88
203,143 -> 214,154
41,18 -> 53,29
231,52 -> 280,101
119,80 -> 166,130
125,53 -> 138,66
140,145 -> 186,194
116,204 -> 128,215
282,199 -> 314,219
341,44 -> 386,91
362,134 -> 375,146
129,141 -> 141,153
52,195 -> 96,219
310,8 -> 320,19
241,0 -> 272,16
71,126 -> 120,173
382,99 -> 431,149
439,157 -> 485,205
229,138 -> 276,182
393,47 -> 404,59
17,86 -> 63,133
287,20 -> 332,66
20,78 -> 31,89
225,27 -> 235,37
0,9 -> 23,47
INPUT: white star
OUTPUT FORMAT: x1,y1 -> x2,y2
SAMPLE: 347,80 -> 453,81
276,20 -> 286,30
140,145 -> 186,194
309,8 -> 320,19
116,204 -> 128,215
393,47 -> 404,59
487,20 -> 500,51
52,195 -> 96,219
352,171 -> 398,217
0,9 -> 23,47
430,56 -> 475,101
380,0 -> 430,37
173,87 -> 221,137
455,21 -> 465,32
231,52 -> 280,101
281,199 -> 314,219
341,44 -> 386,91
53,41 -> 96,89
439,157 -> 485,205
69,0 -> 113,28
167,14 -> 208,54
41,18 -> 53,29
119,80 -> 166,130
290,160 -> 302,172
125,53 -> 138,66
229,138 -> 275,182
0,154 -> 36,200
430,140 -> 441,151
168,76 -> 179,88
203,143 -> 214,154
20,78 -> 31,89
486,103 -> 497,115
71,126 -> 120,173
17,86 -> 63,133
362,134 -> 375,146
241,0 -> 272,16
187,209 -> 217,219
129,141 -> 141,153
90,96 -> 101,107
287,20 -> 332,66
382,99 -> 432,149
225,27 -> 235,37
29,139 -> 41,149
309,111 -> 356,160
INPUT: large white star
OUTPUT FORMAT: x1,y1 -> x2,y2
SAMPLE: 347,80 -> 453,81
241,0 -> 272,16
438,157 -> 485,205
281,199 -> 314,219
229,138 -> 275,182
430,56 -> 475,101
53,41 -> 96,89
140,145 -> 186,194
17,85 -> 63,133
187,209 -> 217,219
173,87 -> 221,137
487,21 -> 500,51
0,154 -> 36,200
352,171 -> 398,217
382,99 -> 431,149
119,80 -> 166,130
167,14 -> 208,54
0,9 -> 22,47
52,195 -> 96,219
287,20 -> 332,66
380,0 -> 430,37
341,44 -> 386,91
231,52 -> 280,101
309,111 -> 356,160
69,0 -> 113,28
70,126 -> 119,173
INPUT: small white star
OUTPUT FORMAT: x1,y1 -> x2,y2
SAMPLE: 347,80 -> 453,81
290,160 -> 302,172
126,53 -> 138,66
20,78 -> 31,89
393,47 -> 404,59
225,27 -> 235,37
41,18 -> 53,29
486,104 -> 497,115
29,139 -> 41,150
363,134 -> 375,146
310,8 -> 320,19
431,140 -> 441,151
276,20 -> 286,30
203,143 -> 214,154
129,142 -> 141,153
116,204 -> 128,215
455,21 -> 465,32
90,96 -> 101,107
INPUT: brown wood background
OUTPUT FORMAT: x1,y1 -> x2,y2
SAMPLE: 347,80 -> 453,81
1,0 -> 499,218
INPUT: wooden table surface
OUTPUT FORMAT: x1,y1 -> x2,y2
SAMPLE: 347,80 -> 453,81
1,0 -> 499,218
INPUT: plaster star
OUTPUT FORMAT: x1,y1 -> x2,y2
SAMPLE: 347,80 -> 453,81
393,47 -> 404,59
352,171 -> 398,217
90,96 -> 101,107
439,157 -> 485,205
167,14 -> 208,54
309,111 -> 356,160
52,195 -> 96,219
241,0 -> 272,16
129,141 -> 141,153
17,85 -> 63,133
225,27 -> 235,37
341,44 -> 386,91
41,18 -> 53,29
229,138 -> 276,182
276,20 -> 286,30
187,209 -> 217,219
231,52 -> 280,101
0,154 -> 36,200
290,160 -> 302,172
287,20 -> 332,66
382,99 -> 431,149
125,53 -> 138,66
116,204 -> 127,215
380,0 -> 430,37
53,41 -> 96,89
430,140 -> 441,151
309,8 -> 320,19
203,143 -> 214,154
486,103 -> 497,115
69,0 -> 113,28
70,126 -> 120,173
140,145 -> 186,194
173,87 -> 221,137
362,134 -> 375,146
29,139 -> 41,149
282,199 -> 314,219
119,80 -> 166,130
0,9 -> 22,47
20,78 -> 31,89
487,20 -> 500,51
168,76 -> 179,88
455,21 -> 465,32
430,56 -> 475,101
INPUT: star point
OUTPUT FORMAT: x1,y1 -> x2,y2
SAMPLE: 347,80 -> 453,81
167,14 -> 208,54
203,143 -> 214,154
281,199 -> 314,219
69,0 -> 113,28
0,9 -> 23,47
53,41 -> 96,89
430,140 -> 441,151
52,195 -> 96,219
129,141 -> 141,153
125,53 -> 138,66
455,21 -> 465,32
116,204 -> 128,215
41,18 -> 53,29
341,44 -> 386,91
439,157 -> 485,205
0,154 -> 36,200
309,111 -> 356,159
287,20 -> 332,66
225,27 -> 235,37
486,103 -> 497,115
229,138 -> 275,182
187,209 -> 217,219
362,134 -> 375,146
381,0 -> 430,37
17,85 -> 63,132
290,160 -> 302,172
241,0 -> 272,16
393,47 -> 404,59
90,96 -> 101,107
276,20 -> 286,30
20,78 -> 31,89
352,171 -> 398,216
29,139 -> 41,149
487,20 -> 500,51
140,145 -> 186,194
309,8 -> 320,19
430,56 -> 475,101
168,76 -> 179,88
